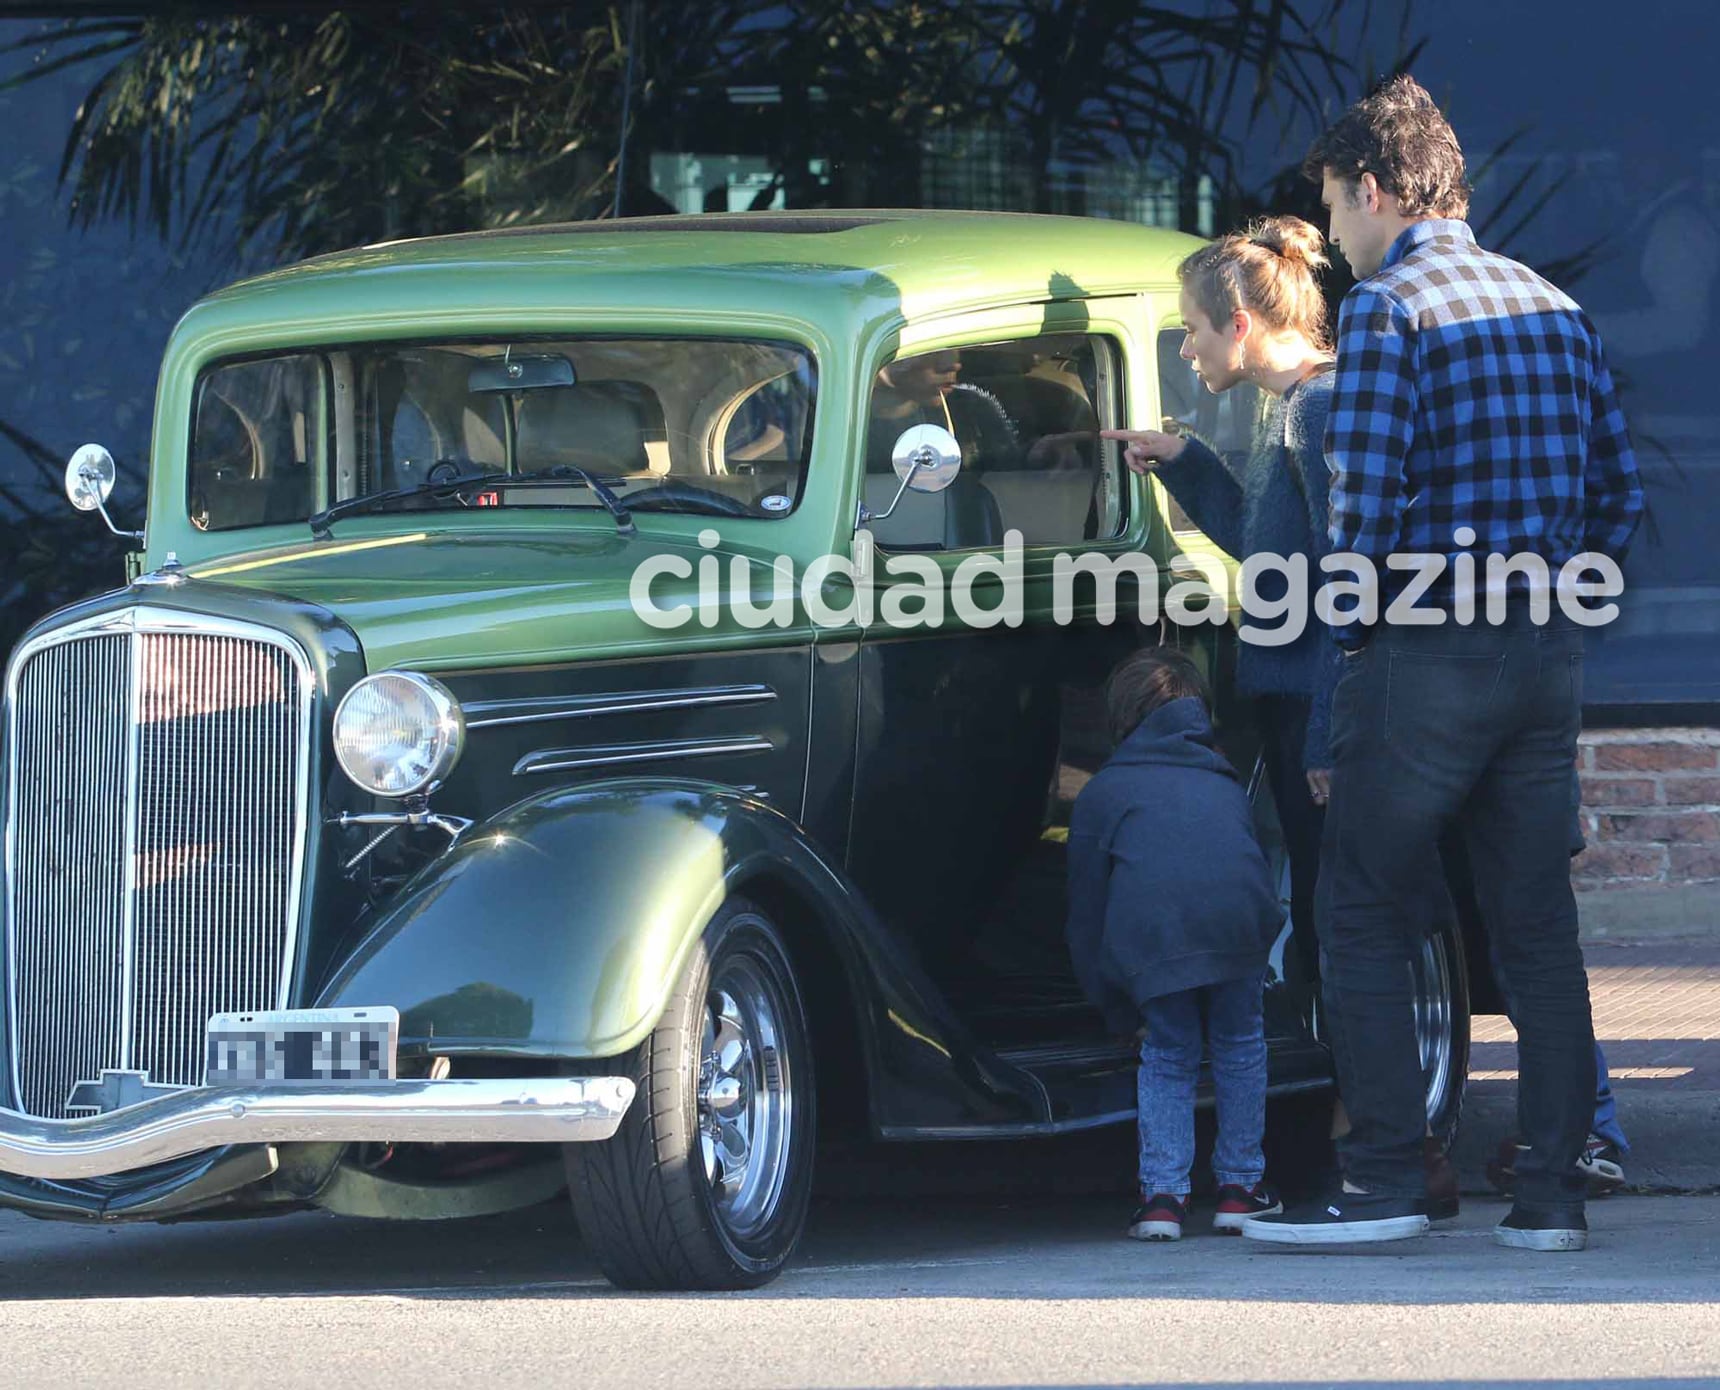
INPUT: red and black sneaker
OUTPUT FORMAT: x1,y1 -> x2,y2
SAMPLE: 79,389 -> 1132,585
1128,1192 -> 1187,1242
1213,1181 -> 1283,1233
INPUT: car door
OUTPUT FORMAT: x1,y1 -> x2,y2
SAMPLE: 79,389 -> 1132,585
844,301 -> 1161,1047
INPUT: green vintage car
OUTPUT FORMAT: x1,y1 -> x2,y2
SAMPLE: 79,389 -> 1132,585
0,211 -> 1470,1288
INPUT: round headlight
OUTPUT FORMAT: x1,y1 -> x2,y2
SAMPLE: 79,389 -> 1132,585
333,671 -> 465,798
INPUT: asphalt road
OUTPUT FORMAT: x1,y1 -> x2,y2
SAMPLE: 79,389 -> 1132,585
5,938 -> 1715,1388
2,1190 -> 1716,1389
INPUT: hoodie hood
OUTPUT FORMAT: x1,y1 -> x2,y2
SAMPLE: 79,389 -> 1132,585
1108,697 -> 1237,780
1063,694 -> 1278,1024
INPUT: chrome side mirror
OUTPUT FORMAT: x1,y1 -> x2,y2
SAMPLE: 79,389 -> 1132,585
859,424 -> 962,525
64,444 -> 144,541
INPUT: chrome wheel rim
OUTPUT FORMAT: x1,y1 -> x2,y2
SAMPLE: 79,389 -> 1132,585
697,951 -> 793,1241
1413,932 -> 1455,1128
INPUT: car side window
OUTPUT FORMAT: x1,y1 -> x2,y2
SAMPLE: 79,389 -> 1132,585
718,367 -> 815,474
1155,326 -> 1263,535
187,354 -> 324,532
863,332 -> 1127,551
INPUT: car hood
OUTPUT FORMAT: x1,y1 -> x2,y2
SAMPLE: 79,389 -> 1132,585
184,526 -> 797,671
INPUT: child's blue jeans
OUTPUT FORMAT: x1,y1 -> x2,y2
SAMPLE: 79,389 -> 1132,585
1137,973 -> 1268,1197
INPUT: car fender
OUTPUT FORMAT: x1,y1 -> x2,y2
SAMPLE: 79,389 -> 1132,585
315,778 -> 1046,1132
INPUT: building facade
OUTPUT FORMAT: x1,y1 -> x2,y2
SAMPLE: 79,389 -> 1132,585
3,1 -> 1716,903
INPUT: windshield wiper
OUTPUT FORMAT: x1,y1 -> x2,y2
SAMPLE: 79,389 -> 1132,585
308,462 -> 634,539
518,464 -> 636,534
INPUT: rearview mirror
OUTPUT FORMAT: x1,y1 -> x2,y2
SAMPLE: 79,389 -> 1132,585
468,353 -> 576,393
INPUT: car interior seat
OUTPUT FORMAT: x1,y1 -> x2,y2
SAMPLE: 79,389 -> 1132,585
514,380 -> 668,477
963,370 -> 1102,544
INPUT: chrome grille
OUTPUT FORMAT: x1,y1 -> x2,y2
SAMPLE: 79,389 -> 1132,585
4,610 -> 313,1119
8,635 -> 130,1120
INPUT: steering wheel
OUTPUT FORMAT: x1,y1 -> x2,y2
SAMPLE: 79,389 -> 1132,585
624,479 -> 757,517
423,456 -> 491,487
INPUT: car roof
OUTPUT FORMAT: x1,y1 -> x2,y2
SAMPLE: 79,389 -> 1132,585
192,210 -> 1203,344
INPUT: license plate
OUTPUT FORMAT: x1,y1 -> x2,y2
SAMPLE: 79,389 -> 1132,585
204,1006 -> 399,1085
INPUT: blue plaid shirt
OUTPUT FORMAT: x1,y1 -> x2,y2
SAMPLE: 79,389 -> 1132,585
1325,219 -> 1643,645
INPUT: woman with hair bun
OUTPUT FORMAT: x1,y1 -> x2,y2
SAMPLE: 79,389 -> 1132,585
1104,215 -> 1340,983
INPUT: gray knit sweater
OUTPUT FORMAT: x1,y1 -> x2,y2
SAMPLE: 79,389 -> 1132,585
1154,372 -> 1341,769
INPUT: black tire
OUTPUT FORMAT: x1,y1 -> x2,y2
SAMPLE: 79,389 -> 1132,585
1419,912 -> 1471,1154
564,898 -> 815,1290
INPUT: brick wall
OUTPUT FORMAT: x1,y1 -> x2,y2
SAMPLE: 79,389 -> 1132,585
1575,729 -> 1720,891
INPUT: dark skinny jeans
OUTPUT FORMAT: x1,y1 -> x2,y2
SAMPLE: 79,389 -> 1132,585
1317,611 -> 1594,1212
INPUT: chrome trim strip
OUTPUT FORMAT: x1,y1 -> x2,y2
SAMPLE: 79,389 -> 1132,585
3,605 -> 316,1116
876,1078 -> 1335,1141
995,1041 -> 1135,1068
465,683 -> 776,730
0,1077 -> 636,1180
117,630 -> 143,1070
876,1110 -> 1136,1141
513,735 -> 773,777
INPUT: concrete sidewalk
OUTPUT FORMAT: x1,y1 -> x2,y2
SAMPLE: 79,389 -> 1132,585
1455,936 -> 1720,1193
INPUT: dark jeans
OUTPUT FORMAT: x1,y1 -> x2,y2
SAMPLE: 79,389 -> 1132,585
1318,612 -> 1594,1212
1258,693 -> 1325,989
1454,769 -> 1629,1150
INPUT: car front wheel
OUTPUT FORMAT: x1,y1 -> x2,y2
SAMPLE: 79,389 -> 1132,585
564,897 -> 815,1289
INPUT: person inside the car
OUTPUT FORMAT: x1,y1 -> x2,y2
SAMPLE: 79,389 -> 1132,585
866,347 -> 1020,474
1065,646 -> 1284,1242
863,347 -> 1018,549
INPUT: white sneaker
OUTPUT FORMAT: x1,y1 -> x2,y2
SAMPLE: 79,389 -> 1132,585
1577,1136 -> 1626,1195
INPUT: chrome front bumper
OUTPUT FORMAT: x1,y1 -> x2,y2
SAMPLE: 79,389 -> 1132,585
0,1077 -> 635,1181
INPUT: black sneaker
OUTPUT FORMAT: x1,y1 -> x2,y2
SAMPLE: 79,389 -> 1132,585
1213,1181 -> 1283,1233
1127,1192 -> 1187,1242
1240,1189 -> 1429,1245
1495,1205 -> 1588,1252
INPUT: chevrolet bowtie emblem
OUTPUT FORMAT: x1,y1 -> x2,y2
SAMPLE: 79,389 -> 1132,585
64,1070 -> 182,1115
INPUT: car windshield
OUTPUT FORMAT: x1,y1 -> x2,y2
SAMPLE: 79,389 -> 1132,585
187,337 -> 817,532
